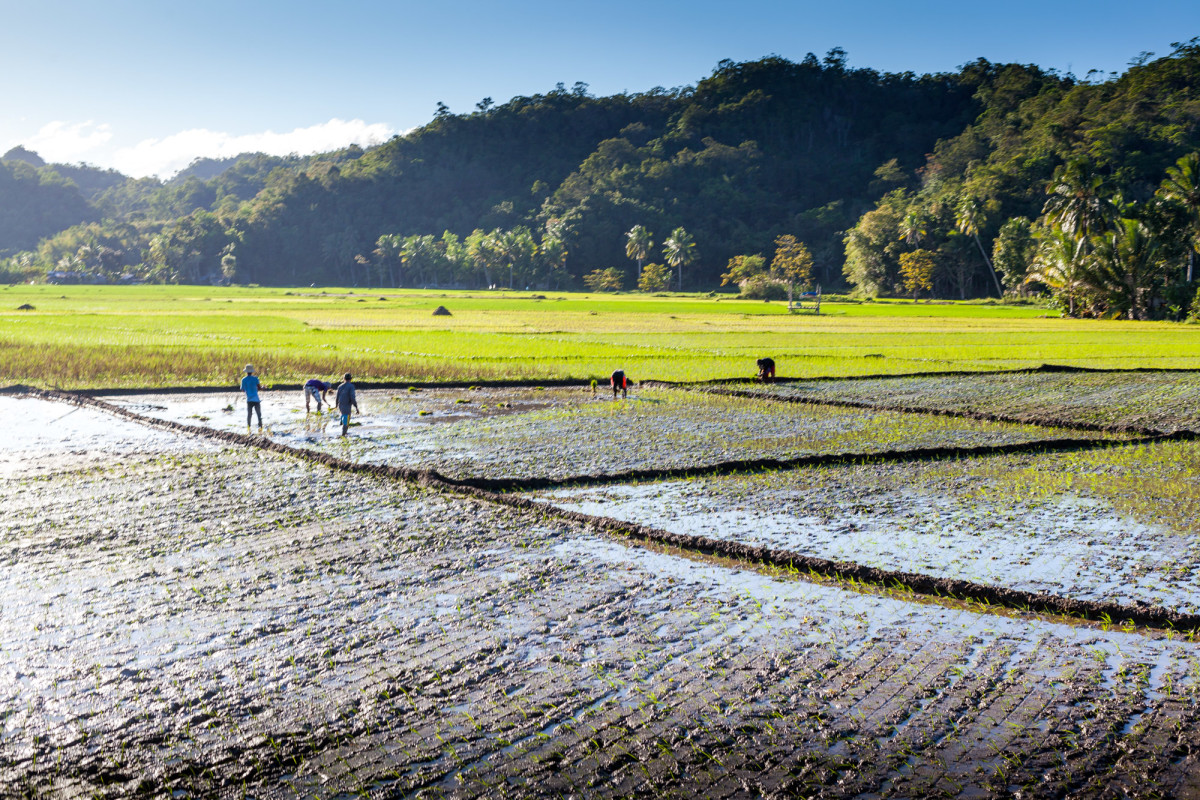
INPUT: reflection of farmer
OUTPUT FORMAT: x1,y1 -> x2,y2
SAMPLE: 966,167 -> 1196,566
756,357 -> 776,382
241,364 -> 263,430
611,369 -> 631,399
335,373 -> 360,436
304,378 -> 332,413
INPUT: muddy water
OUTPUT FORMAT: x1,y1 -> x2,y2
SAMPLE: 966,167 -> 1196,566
2,397 -> 1200,796
742,370 -> 1200,432
109,387 -> 1114,482
540,457 -> 1200,615
0,396 -> 214,477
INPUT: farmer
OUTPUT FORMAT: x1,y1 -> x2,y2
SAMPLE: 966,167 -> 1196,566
610,369 -> 631,399
241,364 -> 263,430
335,372 -> 360,436
304,378 -> 332,413
756,357 -> 776,383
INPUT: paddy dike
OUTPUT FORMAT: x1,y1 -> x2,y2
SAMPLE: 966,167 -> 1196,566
2,386 -> 1200,797
99,384 -> 1129,484
704,368 -> 1200,436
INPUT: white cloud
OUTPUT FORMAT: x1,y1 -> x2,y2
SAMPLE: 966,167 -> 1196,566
23,120 -> 114,163
111,119 -> 397,179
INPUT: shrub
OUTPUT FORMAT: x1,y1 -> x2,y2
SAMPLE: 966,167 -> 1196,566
738,274 -> 787,300
583,268 -> 623,292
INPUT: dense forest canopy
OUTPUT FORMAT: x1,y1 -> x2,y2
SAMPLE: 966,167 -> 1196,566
2,40 -> 1199,316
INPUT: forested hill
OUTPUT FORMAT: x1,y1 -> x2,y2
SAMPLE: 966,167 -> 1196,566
228,52 -> 986,287
3,41 -> 1199,297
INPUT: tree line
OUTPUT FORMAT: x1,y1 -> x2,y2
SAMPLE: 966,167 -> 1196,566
842,39 -> 1200,318
1,40 -> 1198,312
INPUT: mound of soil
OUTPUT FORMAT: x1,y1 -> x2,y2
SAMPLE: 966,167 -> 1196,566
16,303 -> 34,310
432,305 -> 452,316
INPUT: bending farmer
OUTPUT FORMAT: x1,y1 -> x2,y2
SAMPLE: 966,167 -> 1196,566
336,373 -> 360,436
304,378 -> 332,412
611,369 -> 631,399
242,364 -> 263,430
756,357 -> 776,382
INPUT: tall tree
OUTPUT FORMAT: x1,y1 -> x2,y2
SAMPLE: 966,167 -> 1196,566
1026,228 -> 1089,316
955,196 -> 1004,295
899,209 -> 928,247
1041,158 -> 1115,242
1087,217 -> 1166,320
1158,152 -> 1200,282
770,235 -> 813,310
898,249 -> 937,302
625,225 -> 653,279
992,217 -> 1037,292
663,227 -> 696,291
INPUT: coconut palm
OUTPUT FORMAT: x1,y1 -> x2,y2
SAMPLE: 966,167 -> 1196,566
1041,157 -> 1115,241
955,196 -> 1004,296
898,209 -> 928,247
1158,152 -> 1200,282
625,225 -> 653,279
1026,228 -> 1089,316
663,227 -> 696,291
1087,217 -> 1166,320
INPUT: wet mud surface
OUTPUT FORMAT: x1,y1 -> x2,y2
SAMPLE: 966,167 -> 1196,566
108,386 -> 1121,483
540,440 -> 1200,615
0,396 -> 216,478
732,370 -> 1200,434
2,397 -> 1200,796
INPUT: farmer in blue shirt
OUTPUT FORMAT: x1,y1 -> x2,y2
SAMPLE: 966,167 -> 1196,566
335,373 -> 360,436
241,364 -> 263,430
304,378 -> 332,413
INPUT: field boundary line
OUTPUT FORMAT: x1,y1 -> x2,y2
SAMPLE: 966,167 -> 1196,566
655,363 -> 1200,388
14,386 -> 1200,635
664,383 -> 1182,437
441,433 -> 1180,492
3,363 -> 1197,396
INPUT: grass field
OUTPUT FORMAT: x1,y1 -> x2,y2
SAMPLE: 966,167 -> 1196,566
5,284 -> 1200,387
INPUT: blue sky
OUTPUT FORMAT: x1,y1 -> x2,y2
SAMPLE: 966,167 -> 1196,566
2,0 -> 1195,178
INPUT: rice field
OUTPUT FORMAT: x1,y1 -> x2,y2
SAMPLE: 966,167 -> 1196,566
740,371 -> 1200,432
5,292 -> 1200,796
4,384 -> 1200,796
540,439 -> 1200,614
108,386 -> 1126,482
5,284 -> 1200,387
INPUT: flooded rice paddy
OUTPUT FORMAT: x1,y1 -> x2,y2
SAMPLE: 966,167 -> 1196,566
540,441 -> 1200,615
109,386 -> 1121,482
738,370 -> 1200,432
3,378 -> 1200,797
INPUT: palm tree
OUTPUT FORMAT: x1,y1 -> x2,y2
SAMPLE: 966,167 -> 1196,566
1087,217 -> 1165,320
899,210 -> 928,247
373,233 -> 404,286
663,227 -> 696,291
1158,152 -> 1200,282
955,196 -> 1004,296
1026,228 -> 1089,316
625,225 -> 653,280
1041,157 -> 1115,241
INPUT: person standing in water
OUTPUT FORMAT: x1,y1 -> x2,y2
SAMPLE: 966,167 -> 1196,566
610,369 -> 631,399
241,364 -> 263,430
756,357 -> 776,382
335,373 -> 360,436
304,378 -> 332,413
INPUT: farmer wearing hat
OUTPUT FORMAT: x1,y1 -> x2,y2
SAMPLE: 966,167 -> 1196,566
335,372 -> 360,436
241,364 -> 263,430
